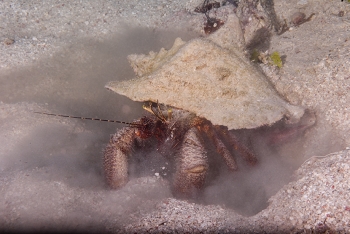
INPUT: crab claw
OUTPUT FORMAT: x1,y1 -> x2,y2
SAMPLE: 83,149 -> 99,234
172,128 -> 209,198
103,127 -> 135,189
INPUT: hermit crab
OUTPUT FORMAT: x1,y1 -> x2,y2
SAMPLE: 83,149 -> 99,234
36,14 -> 315,199
104,14 -> 316,198
103,102 -> 258,198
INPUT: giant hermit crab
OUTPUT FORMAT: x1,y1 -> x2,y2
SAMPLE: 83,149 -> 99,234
104,14 -> 316,198
103,102 -> 258,198
36,14 -> 315,199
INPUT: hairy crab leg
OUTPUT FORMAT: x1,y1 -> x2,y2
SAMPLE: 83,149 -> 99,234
203,124 -> 238,171
172,128 -> 208,198
104,127 -> 135,189
214,126 -> 258,165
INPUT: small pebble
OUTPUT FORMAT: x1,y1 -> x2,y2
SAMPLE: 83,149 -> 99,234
297,0 -> 308,5
4,38 -> 15,45
291,12 -> 306,26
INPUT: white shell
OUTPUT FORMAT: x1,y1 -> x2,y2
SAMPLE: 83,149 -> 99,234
106,15 -> 304,130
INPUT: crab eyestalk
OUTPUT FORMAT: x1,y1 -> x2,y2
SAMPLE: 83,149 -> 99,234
143,101 -> 173,123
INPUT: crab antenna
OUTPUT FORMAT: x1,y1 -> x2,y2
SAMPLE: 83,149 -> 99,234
33,111 -> 143,127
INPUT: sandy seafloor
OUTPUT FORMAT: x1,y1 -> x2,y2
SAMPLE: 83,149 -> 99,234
1,0 -> 350,233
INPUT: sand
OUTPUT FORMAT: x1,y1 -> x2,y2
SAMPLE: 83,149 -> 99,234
1,0 -> 350,232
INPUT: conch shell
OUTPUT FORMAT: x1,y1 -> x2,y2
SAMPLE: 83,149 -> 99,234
106,14 -> 304,130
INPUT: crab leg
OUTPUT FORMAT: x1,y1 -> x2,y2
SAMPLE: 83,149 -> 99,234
214,126 -> 258,165
227,132 -> 257,165
103,127 -> 135,189
172,128 -> 208,198
204,125 -> 238,171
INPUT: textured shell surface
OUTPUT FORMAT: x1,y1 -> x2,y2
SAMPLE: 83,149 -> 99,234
106,14 -> 305,130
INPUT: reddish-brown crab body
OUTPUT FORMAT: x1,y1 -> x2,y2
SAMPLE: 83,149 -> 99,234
103,103 -> 257,198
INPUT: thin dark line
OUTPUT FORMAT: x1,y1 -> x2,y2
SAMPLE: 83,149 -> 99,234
33,111 -> 143,127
